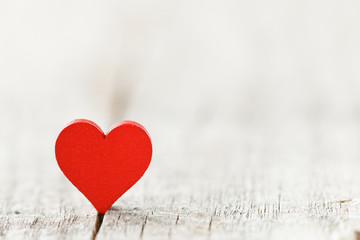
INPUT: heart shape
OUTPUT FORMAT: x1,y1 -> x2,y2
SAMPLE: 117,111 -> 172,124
55,119 -> 152,213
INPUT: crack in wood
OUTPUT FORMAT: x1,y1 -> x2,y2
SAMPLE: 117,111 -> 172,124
175,214 -> 179,225
91,213 -> 104,240
278,193 -> 281,215
208,217 -> 213,231
139,213 -> 148,238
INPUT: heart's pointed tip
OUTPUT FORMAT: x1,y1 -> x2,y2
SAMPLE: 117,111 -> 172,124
95,207 -> 109,215
93,201 -> 113,214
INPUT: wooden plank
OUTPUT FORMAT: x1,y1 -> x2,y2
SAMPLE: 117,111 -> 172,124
95,73 -> 360,240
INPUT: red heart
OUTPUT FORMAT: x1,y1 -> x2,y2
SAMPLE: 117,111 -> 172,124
55,119 -> 152,214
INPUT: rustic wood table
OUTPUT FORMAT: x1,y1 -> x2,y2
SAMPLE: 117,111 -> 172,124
1,1 -> 360,239
1,77 -> 360,240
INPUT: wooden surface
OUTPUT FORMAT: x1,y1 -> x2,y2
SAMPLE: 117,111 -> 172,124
2,1 -> 360,239
2,78 -> 360,240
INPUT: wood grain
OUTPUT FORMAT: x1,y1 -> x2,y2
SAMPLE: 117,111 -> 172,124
95,77 -> 360,240
2,78 -> 360,240
2,1 -> 360,239
0,150 -> 98,239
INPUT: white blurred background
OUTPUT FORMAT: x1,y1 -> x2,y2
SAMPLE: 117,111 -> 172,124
1,0 -> 360,202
